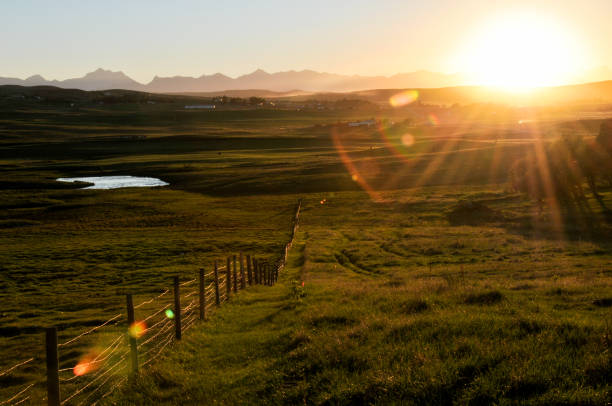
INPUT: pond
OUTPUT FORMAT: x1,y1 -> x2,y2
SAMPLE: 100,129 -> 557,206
56,176 -> 169,190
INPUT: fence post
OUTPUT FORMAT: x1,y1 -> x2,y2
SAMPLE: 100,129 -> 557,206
233,255 -> 238,293
247,254 -> 252,286
45,327 -> 60,406
226,257 -> 231,299
240,253 -> 246,290
173,276 -> 181,340
253,258 -> 259,284
199,268 -> 206,320
257,260 -> 261,285
262,263 -> 267,286
126,294 -> 138,377
259,261 -> 264,285
261,262 -> 265,285
214,261 -> 220,306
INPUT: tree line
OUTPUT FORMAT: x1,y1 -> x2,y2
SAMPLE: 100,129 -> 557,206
510,120 -> 612,210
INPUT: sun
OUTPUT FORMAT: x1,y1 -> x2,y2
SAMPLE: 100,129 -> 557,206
456,12 -> 583,90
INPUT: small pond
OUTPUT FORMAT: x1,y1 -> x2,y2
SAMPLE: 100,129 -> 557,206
57,176 -> 169,190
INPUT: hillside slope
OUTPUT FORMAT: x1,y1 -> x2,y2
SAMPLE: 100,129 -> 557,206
108,191 -> 612,405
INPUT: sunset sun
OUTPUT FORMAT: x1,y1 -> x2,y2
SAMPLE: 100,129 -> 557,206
458,13 -> 584,89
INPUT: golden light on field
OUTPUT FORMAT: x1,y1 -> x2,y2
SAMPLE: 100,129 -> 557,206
457,12 -> 584,90
389,90 -> 419,107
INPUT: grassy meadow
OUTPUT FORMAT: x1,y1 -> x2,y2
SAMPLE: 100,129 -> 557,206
0,96 -> 611,404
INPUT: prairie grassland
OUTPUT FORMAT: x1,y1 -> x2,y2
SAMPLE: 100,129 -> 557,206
1,103 -> 611,404
111,186 -> 612,405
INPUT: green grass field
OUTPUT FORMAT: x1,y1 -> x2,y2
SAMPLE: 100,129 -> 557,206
1,99 -> 611,404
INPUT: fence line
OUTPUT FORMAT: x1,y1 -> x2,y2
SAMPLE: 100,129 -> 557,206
58,314 -> 123,348
0,384 -> 35,406
0,358 -> 34,378
1,199 -> 302,406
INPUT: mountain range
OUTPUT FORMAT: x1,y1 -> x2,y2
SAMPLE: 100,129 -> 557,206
0,68 -> 470,93
3,67 -> 612,96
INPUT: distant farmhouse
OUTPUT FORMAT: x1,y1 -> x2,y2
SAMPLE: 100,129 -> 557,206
184,104 -> 216,109
348,119 -> 377,127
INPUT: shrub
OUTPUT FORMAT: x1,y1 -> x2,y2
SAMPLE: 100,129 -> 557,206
447,200 -> 500,225
464,290 -> 504,305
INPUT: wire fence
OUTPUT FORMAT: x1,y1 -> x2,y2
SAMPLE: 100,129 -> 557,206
0,200 -> 301,406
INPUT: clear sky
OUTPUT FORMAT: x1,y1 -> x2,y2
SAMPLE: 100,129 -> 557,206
1,0 -> 611,84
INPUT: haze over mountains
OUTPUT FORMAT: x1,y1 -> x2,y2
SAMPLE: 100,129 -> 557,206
3,67 -> 612,94
0,68 -> 473,93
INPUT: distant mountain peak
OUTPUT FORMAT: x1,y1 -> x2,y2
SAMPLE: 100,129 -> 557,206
25,74 -> 45,81
245,68 -> 270,77
84,68 -> 130,79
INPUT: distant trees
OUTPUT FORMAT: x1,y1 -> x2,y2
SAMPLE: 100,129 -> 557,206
248,96 -> 265,105
596,120 -> 612,154
510,120 -> 612,210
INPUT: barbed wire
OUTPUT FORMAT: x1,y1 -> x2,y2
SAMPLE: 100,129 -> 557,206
134,289 -> 169,309
1,208 -> 301,404
58,314 -> 123,347
0,383 -> 35,406
90,376 -> 126,406
9,394 -> 31,406
0,358 -> 34,378
60,352 -> 128,405
179,278 -> 196,287
141,333 -> 175,368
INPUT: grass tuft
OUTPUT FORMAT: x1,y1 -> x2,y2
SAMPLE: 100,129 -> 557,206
464,290 -> 504,305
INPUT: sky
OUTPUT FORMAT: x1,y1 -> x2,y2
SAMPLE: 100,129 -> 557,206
1,0 -> 611,84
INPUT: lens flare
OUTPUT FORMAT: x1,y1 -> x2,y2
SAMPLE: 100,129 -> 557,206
73,362 -> 89,376
165,309 -> 175,319
427,114 -> 439,126
128,320 -> 147,339
389,90 -> 418,107
320,198 -> 326,205
401,133 -> 415,147
72,350 -> 102,376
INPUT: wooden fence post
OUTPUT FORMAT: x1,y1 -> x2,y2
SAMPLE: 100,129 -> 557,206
247,254 -> 252,286
173,276 -> 181,340
126,294 -> 138,377
226,257 -> 231,299
214,261 -> 220,306
263,264 -> 266,286
199,268 -> 206,320
233,255 -> 238,293
261,262 -> 265,285
253,258 -> 259,284
240,253 -> 245,290
45,327 -> 60,406
256,260 -> 261,285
